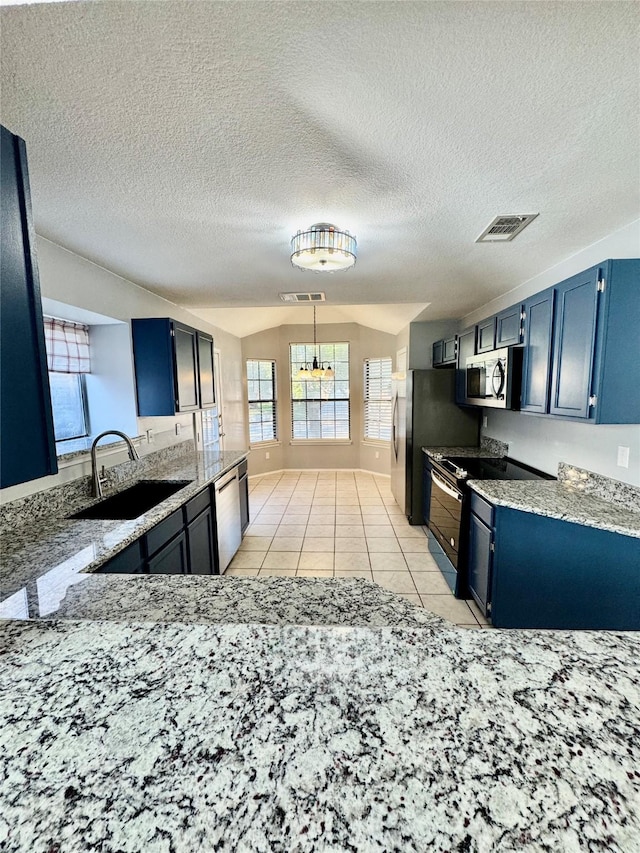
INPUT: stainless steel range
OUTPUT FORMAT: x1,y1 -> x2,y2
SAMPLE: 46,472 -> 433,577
426,454 -> 554,598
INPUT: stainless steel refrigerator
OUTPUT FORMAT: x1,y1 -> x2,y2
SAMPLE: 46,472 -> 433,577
391,369 -> 479,524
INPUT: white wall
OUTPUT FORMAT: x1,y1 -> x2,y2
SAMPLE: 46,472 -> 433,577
464,219 -> 640,485
0,237 -> 245,502
241,322 -> 396,476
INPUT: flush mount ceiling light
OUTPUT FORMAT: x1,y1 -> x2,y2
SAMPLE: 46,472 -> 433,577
296,306 -> 334,380
290,223 -> 357,272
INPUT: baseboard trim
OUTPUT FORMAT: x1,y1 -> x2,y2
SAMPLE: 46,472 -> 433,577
248,468 -> 391,481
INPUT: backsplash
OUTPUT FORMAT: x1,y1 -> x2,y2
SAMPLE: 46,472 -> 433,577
480,436 -> 508,457
0,439 -> 195,531
557,463 -> 640,511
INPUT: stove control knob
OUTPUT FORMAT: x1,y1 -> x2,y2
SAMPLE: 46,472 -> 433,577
432,452 -> 443,461
457,468 -> 468,479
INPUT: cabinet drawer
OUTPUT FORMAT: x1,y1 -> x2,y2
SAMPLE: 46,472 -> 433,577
470,492 -> 494,527
184,487 -> 211,523
145,509 -> 184,556
97,540 -> 144,574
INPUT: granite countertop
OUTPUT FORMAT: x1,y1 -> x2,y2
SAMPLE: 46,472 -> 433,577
0,448 -> 247,618
423,445 -> 505,459
1,616 -> 638,852
470,479 -> 640,539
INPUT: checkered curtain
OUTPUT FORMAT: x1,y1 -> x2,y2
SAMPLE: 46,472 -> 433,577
43,317 -> 91,373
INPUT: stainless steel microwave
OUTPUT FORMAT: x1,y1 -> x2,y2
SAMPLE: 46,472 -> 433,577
464,347 -> 522,409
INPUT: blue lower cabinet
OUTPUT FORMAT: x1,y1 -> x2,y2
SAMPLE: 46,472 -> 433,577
186,506 -> 217,574
96,541 -> 145,574
148,531 -> 188,574
468,513 -> 493,615
488,506 -> 640,630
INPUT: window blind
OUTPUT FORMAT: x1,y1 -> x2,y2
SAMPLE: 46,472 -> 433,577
44,317 -> 91,373
363,357 -> 392,441
247,359 -> 277,443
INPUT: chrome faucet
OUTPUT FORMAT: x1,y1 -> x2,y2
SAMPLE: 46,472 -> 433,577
91,430 -> 140,498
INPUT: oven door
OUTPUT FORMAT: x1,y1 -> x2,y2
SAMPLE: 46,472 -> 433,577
428,470 -> 463,569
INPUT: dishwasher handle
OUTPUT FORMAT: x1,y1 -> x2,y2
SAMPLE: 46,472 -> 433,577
215,470 -> 238,493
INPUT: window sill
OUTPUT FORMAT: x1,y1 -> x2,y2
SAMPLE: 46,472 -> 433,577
289,439 -> 353,446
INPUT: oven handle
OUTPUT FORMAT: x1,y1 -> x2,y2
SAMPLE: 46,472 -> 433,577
431,470 -> 463,502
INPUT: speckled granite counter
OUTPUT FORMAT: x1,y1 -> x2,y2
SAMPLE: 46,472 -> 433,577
0,448 -> 247,617
470,479 -> 640,539
38,575 -> 447,629
423,443 -> 507,460
1,617 -> 638,852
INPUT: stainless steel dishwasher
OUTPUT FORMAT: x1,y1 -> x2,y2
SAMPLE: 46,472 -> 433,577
214,467 -> 242,573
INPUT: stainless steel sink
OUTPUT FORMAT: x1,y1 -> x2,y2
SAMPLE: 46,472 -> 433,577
69,480 -> 193,520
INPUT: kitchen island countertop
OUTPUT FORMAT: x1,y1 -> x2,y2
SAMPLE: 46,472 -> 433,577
1,614 -> 638,852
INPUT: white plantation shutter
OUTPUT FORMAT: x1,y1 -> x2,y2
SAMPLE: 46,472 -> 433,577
364,357 -> 392,441
43,317 -> 91,373
247,359 -> 277,443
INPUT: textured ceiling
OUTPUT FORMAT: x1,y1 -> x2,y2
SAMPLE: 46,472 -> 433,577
1,1 -> 638,337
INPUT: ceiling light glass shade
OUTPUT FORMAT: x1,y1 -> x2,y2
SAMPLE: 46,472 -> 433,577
323,365 -> 334,379
291,223 -> 356,272
296,365 -> 312,379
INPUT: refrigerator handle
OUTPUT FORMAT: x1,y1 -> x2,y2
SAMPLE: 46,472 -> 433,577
392,393 -> 398,460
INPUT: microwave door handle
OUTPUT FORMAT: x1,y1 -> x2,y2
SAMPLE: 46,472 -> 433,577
492,361 -> 505,398
431,471 -> 463,502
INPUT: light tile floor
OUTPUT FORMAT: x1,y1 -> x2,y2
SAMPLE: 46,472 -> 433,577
228,470 -> 491,629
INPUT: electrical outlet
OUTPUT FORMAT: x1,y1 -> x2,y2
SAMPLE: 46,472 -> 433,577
265,451 -> 270,460
146,429 -> 154,444
375,451 -> 380,459
482,415 -> 488,428
617,446 -> 630,468
175,423 -> 181,436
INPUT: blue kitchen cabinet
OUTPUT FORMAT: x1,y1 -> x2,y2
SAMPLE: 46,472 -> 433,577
148,530 -> 188,574
495,304 -> 523,347
550,260 -> 640,423
432,337 -> 456,367
131,318 -> 215,416
520,287 -> 555,414
476,317 -> 496,353
0,125 -> 58,488
467,493 -> 494,615
186,507 -> 216,575
455,327 -> 476,405
467,491 -> 640,630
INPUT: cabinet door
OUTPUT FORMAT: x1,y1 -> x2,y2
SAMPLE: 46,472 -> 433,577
0,125 -> 57,488
549,268 -> 599,419
520,289 -> 554,413
468,513 -> 493,616
173,323 -> 199,412
186,507 -> 215,574
432,340 -> 443,366
96,541 -> 144,574
148,531 -> 188,574
197,332 -> 215,408
496,305 -> 522,347
239,473 -> 249,534
455,328 -> 476,405
476,317 -> 496,353
442,337 -> 457,364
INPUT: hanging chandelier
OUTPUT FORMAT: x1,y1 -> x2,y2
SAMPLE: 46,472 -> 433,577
296,306 -> 334,379
290,223 -> 357,272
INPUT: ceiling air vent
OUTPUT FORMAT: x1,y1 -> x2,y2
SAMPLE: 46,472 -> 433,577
279,292 -> 326,303
476,214 -> 539,243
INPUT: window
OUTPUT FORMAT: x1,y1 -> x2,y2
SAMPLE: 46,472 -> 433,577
44,317 -> 91,442
290,343 -> 349,439
247,359 -> 277,443
364,357 -> 392,441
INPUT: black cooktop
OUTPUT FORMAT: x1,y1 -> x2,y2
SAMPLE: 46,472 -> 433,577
440,456 -> 555,482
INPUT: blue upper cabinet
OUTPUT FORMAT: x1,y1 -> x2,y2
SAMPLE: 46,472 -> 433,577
495,304 -> 523,347
476,316 -> 496,352
551,259 -> 640,424
432,336 -> 456,368
132,318 -> 215,416
1,125 -> 58,488
549,267 -> 599,418
455,327 -> 476,405
520,288 -> 555,414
